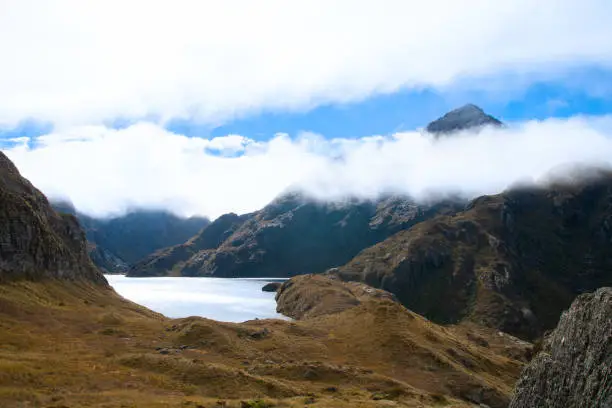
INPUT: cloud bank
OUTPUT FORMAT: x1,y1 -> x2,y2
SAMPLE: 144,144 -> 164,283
1,0 -> 612,127
5,116 -> 612,219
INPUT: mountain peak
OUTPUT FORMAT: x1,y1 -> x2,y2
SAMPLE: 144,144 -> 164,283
0,152 -> 19,175
425,104 -> 503,135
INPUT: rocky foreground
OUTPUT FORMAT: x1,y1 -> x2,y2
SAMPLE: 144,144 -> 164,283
509,287 -> 611,408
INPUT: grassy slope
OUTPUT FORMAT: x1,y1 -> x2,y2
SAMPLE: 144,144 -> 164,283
335,179 -> 612,340
0,280 -> 529,408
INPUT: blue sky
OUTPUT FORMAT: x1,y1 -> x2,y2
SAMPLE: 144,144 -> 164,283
3,65 -> 612,144
173,66 -> 612,140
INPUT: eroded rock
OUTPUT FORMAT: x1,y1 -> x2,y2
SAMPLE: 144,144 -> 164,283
509,287 -> 612,408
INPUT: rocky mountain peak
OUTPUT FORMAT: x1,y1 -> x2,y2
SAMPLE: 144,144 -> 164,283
425,103 -> 503,135
0,152 -> 19,174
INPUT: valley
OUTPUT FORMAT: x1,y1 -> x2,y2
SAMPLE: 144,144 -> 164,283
0,106 -> 610,407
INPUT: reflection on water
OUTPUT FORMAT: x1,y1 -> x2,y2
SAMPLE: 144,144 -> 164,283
105,275 -> 289,323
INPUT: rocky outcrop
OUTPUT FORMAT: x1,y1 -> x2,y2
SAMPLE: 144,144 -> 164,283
0,152 -> 106,284
425,104 -> 503,135
509,287 -> 611,408
332,173 -> 612,339
261,282 -> 282,292
52,200 -> 209,273
129,193 -> 463,277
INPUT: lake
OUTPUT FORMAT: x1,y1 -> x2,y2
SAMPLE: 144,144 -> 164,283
105,275 -> 288,322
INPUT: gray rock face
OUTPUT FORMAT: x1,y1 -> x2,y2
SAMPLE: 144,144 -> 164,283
426,104 -> 503,135
0,152 -> 106,284
509,287 -> 612,408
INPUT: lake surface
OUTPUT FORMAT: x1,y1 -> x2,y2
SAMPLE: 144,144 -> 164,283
105,275 -> 288,322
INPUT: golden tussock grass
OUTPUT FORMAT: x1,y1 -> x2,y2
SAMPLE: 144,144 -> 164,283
0,278 -> 530,407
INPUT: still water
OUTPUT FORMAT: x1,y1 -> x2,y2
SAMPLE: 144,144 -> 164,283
105,275 -> 288,322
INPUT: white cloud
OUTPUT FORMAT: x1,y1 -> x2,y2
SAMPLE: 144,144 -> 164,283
1,0 -> 611,127
206,135 -> 252,155
4,116 -> 612,219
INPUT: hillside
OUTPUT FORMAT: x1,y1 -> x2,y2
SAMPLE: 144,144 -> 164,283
52,200 -> 209,273
332,172 -> 612,340
129,193 -> 462,277
0,151 -> 531,407
0,276 -> 532,407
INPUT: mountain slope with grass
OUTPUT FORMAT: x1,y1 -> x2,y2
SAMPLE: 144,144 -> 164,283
0,151 -> 531,407
332,171 -> 612,340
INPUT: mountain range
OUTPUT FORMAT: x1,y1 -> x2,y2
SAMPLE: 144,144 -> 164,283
125,105 -> 612,342
51,200 -> 209,273
0,104 -> 610,406
128,103 -> 498,279
129,194 -> 463,277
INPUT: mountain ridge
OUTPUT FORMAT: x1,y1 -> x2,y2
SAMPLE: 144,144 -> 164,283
128,104 -> 503,279
128,195 -> 463,277
51,200 -> 210,273
331,171 -> 612,340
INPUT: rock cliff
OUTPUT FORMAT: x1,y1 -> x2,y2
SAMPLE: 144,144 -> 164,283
509,287 -> 611,407
333,173 -> 612,339
0,152 -> 106,284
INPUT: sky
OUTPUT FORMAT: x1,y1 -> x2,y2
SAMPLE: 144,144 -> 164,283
2,0 -> 612,219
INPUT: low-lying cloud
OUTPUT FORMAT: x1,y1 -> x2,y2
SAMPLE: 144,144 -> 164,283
4,116 -> 612,219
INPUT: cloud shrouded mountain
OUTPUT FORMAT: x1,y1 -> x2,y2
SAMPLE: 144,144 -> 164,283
4,107 -> 612,220
51,200 -> 210,273
125,106 -> 612,346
